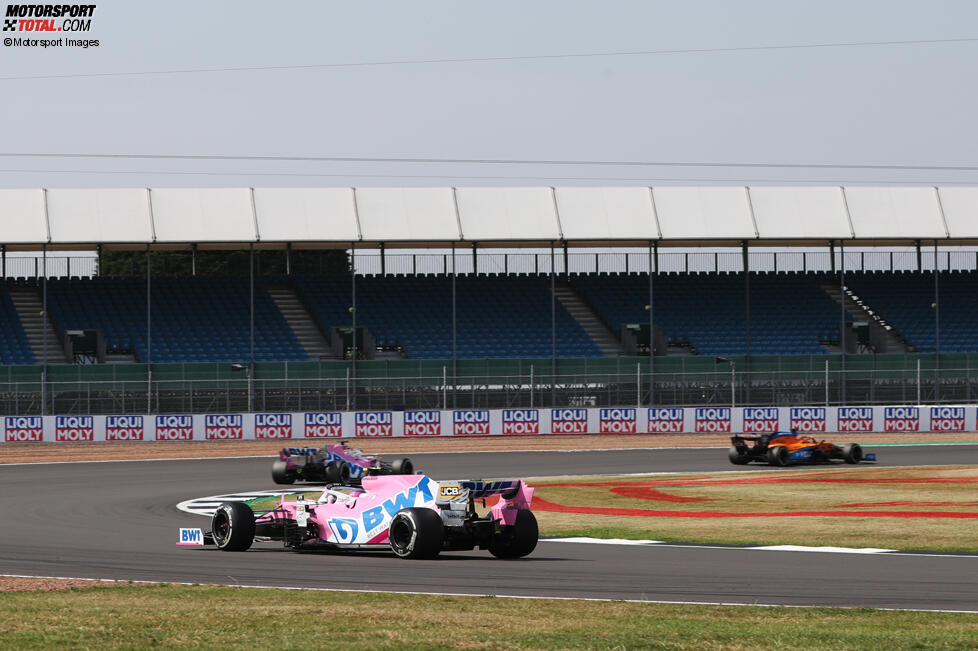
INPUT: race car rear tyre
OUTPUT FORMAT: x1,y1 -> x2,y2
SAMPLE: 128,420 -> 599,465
842,443 -> 863,464
728,446 -> 750,465
211,502 -> 255,552
488,510 -> 538,559
389,507 -> 444,559
324,460 -> 351,484
271,460 -> 296,485
767,445 -> 789,467
391,458 -> 414,475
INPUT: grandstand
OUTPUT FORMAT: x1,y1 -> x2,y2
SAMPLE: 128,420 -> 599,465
0,184 -> 976,414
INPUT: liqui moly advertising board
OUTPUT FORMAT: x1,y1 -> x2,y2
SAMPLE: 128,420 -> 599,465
304,412 -> 342,438
789,407 -> 826,433
648,408 -> 684,433
355,412 -> 393,437
837,407 -> 873,433
695,407 -> 731,433
930,406 -> 965,432
599,408 -> 636,433
55,415 -> 94,442
205,414 -> 243,440
743,407 -> 778,433
502,409 -> 539,435
884,406 -> 919,432
453,410 -> 490,436
551,408 -> 588,434
5,416 -> 43,442
105,415 -> 144,441
404,410 -> 441,436
155,415 -> 194,441
255,413 -> 293,439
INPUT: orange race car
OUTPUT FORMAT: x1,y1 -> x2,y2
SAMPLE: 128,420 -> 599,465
728,430 -> 876,466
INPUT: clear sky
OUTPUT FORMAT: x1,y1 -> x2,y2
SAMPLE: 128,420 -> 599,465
0,0 -> 976,189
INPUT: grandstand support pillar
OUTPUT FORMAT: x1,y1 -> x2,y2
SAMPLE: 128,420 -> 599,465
550,242 -> 556,407
146,244 -> 152,414
1,244 -> 5,278
915,240 -> 922,272
249,244 -> 255,413
563,242 -> 569,278
41,245 -> 47,415
380,242 -> 385,276
285,243 -> 291,276
451,242 -> 457,408
191,244 -> 197,276
351,242 -> 357,410
742,241 -> 751,405
840,240 -> 846,406
829,241 -> 835,275
648,241 -> 655,407
472,241 -> 477,274
934,239 -> 940,402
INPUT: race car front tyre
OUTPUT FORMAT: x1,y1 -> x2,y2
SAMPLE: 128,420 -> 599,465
728,446 -> 750,465
767,445 -> 789,467
271,461 -> 296,485
391,458 -> 414,475
211,502 -> 255,552
842,443 -> 863,464
324,460 -> 351,484
488,510 -> 538,559
389,507 -> 444,559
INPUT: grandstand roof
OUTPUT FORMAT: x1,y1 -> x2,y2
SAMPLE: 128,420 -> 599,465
0,186 -> 976,250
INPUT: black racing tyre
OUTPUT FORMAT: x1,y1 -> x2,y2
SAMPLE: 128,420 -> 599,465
488,510 -> 539,559
842,443 -> 863,464
767,445 -> 789,467
728,446 -> 750,465
389,508 -> 444,559
271,460 -> 296,484
391,458 -> 414,475
211,502 -> 255,552
324,460 -> 351,484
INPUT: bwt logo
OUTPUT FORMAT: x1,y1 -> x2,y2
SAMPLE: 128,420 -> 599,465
551,408 -> 588,434
743,407 -> 778,433
453,410 -> 490,436
304,412 -> 342,438
205,414 -> 243,440
648,407 -> 684,433
930,406 -> 965,432
837,407 -> 874,433
355,412 -> 393,437
106,415 -> 144,441
55,415 -> 93,442
789,407 -> 826,433
255,413 -> 292,439
404,410 -> 441,436
502,409 -> 539,435
884,406 -> 919,432
5,416 -> 43,442
695,407 -> 731,433
155,415 -> 193,441
599,408 -> 636,434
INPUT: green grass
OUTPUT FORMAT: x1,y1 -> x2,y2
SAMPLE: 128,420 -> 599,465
1,584 -> 976,649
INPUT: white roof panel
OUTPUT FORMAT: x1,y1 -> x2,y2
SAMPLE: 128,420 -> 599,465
653,186 -> 756,240
355,187 -> 458,242
749,186 -> 851,240
844,187 -> 945,239
150,188 -> 256,242
0,189 -> 48,243
456,187 -> 559,241
47,189 -> 153,244
937,187 -> 978,239
555,187 -> 658,240
254,187 -> 359,242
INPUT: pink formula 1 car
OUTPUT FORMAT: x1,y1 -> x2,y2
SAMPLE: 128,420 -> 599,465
272,442 -> 413,485
187,474 -> 537,560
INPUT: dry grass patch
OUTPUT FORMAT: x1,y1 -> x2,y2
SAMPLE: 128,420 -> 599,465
0,584 -> 976,649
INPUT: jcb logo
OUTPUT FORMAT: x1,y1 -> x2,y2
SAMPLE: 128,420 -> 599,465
439,484 -> 462,498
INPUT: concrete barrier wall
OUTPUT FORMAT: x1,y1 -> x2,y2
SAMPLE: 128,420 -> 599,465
2,405 -> 975,443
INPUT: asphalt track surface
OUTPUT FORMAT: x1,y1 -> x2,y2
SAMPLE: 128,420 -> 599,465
1,444 -> 976,611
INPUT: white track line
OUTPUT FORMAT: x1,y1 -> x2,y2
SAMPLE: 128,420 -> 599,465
542,538 -> 978,558
2,573 -> 975,614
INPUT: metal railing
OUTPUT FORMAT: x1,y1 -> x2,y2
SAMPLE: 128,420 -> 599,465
2,365 -> 974,415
